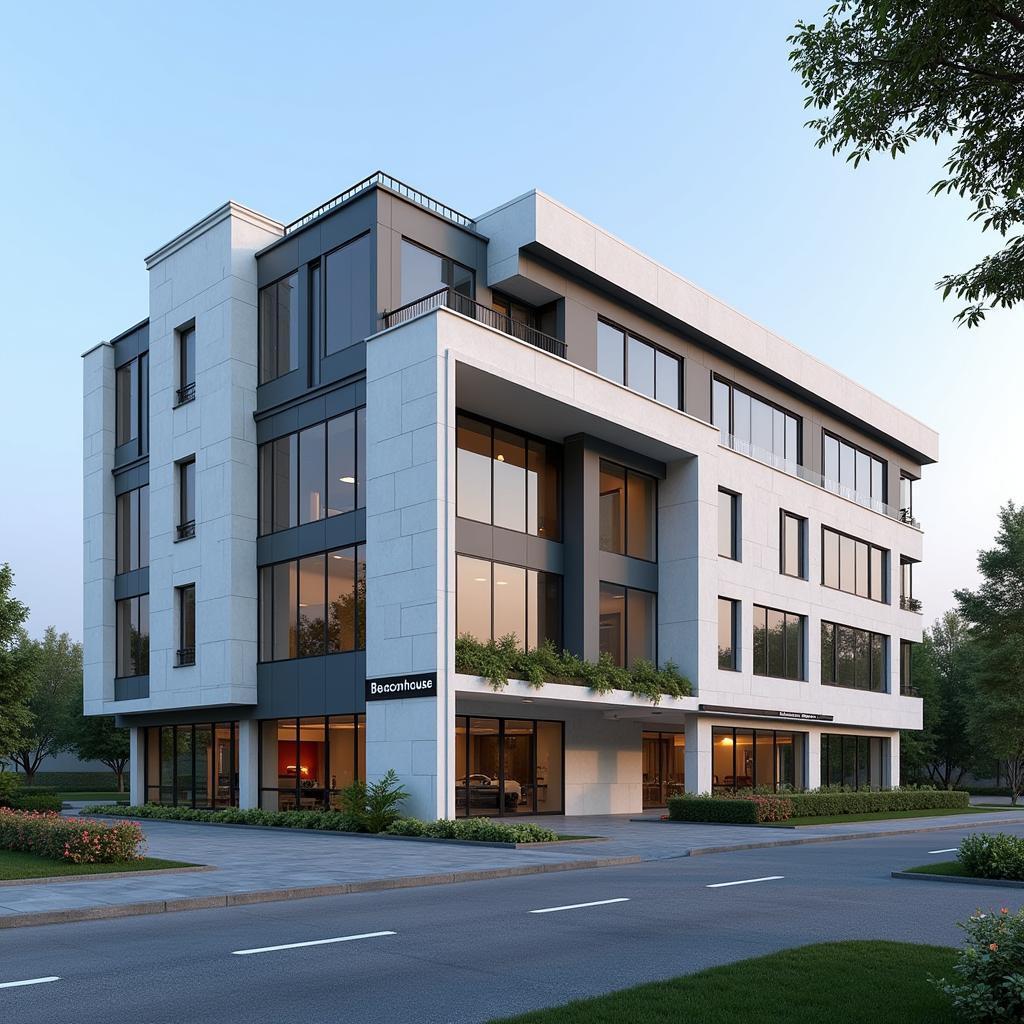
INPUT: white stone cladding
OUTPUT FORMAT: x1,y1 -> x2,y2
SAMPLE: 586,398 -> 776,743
82,342 -> 116,714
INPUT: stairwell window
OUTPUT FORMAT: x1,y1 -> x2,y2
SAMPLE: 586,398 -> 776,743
177,585 -> 196,667
176,324 -> 196,405
177,457 -> 196,540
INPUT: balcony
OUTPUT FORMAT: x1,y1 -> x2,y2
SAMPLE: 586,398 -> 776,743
381,288 -> 567,360
175,381 -> 196,407
719,432 -> 921,527
176,647 -> 195,667
900,595 -> 923,613
176,520 -> 196,541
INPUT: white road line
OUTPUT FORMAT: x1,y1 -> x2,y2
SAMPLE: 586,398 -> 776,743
0,977 -> 60,990
231,931 -> 396,956
707,875 -> 785,889
530,898 -> 631,914
928,848 -> 958,855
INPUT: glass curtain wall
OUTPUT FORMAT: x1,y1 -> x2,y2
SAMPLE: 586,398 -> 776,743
642,732 -> 686,807
820,734 -> 884,789
144,722 -> 239,807
711,727 -> 804,792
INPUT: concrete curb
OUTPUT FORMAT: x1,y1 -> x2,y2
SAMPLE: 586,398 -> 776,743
0,855 -> 642,930
0,865 -> 214,888
684,817 -> 1024,857
891,870 -> 1024,889
81,814 -> 606,850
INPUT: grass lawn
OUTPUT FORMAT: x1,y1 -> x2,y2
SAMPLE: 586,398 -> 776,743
904,861 -> 970,877
0,849 -> 196,881
488,941 -> 957,1024
783,806 -> 1017,827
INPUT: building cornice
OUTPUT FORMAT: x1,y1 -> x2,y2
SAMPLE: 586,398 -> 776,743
144,201 -> 283,269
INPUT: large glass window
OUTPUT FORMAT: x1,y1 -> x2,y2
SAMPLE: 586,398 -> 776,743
780,511 -> 806,579
456,555 -> 562,651
258,545 -> 365,662
642,731 -> 686,807
258,715 -> 365,811
115,594 -> 149,678
712,376 -> 800,467
718,489 -> 739,560
752,605 -> 804,680
144,722 -> 238,808
599,460 -> 656,560
820,733 -> 883,789
712,727 -> 804,792
599,583 -> 656,667
821,526 -> 887,602
324,233 -> 374,355
455,716 -> 564,817
455,413 -> 561,540
400,239 -> 473,305
823,431 -> 887,509
595,320 -> 681,408
258,409 -> 364,536
259,273 -> 300,384
821,621 -> 888,692
718,597 -> 739,670
116,485 -> 149,574
115,359 -> 138,447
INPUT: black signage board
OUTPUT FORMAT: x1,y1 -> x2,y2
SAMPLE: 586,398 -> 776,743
365,673 -> 438,701
698,703 -> 834,723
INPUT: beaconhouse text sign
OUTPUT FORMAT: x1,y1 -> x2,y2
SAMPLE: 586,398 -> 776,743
365,673 -> 438,701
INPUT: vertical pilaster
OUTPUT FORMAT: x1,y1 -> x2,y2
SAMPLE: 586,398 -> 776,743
685,716 -> 713,794
238,719 -> 260,809
129,727 -> 144,805
806,731 -> 822,790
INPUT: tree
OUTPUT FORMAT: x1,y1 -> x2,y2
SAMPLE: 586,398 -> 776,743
956,502 -> 1024,803
789,1 -> 1024,326
6,627 -> 81,784
69,715 -> 130,793
900,612 -> 978,787
0,564 -> 35,763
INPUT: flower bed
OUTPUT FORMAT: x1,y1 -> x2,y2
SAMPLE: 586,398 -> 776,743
0,808 -> 144,863
83,803 -> 561,843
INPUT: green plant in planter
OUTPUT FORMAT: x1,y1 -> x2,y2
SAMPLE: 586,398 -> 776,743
337,769 -> 409,833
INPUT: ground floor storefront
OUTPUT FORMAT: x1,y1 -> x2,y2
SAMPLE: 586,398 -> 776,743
130,701 -> 899,817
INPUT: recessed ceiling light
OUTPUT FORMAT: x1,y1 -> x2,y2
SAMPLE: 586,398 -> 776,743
339,476 -> 356,484
496,454 -> 505,462
495,580 -> 508,586
473,577 -> 488,582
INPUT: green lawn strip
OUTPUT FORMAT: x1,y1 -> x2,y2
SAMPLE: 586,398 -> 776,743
0,849 -> 196,881
783,806 -> 1017,827
488,941 -> 957,1024
903,861 -> 969,877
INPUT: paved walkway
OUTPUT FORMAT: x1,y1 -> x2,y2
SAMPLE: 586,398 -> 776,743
3,807 -> 1023,924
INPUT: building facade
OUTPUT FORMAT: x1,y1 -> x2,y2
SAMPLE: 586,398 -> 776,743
82,172 -> 937,819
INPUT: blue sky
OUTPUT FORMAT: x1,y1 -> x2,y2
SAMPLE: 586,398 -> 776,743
1,1 -> 1019,639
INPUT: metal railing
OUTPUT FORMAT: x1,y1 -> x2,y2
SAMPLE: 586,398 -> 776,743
175,381 -> 196,406
900,595 -> 923,613
176,520 -> 196,541
284,171 -> 475,235
176,647 -> 195,667
381,287 -> 568,359
719,431 -> 921,527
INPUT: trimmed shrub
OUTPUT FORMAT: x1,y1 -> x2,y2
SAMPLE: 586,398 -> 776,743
668,795 -> 763,824
957,833 -> 1024,881
0,773 -> 22,807
788,788 -> 969,818
0,809 -> 144,863
10,772 -> 127,792
11,793 -> 63,813
386,817 -> 559,843
454,634 -> 692,703
932,907 -> 1024,1022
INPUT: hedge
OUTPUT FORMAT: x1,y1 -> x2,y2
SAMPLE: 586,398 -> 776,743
958,833 -> 1024,881
11,793 -> 64,813
668,789 -> 971,824
0,809 -> 144,863
82,803 -> 562,843
10,772 -> 127,792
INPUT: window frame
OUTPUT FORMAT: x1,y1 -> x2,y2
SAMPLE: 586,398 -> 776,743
820,620 -> 889,693
718,596 -> 740,671
712,726 -> 802,793
595,317 -> 683,410
175,322 -> 196,406
115,594 -> 149,679
598,581 -> 657,668
258,271 -> 301,386
176,456 -> 196,541
711,374 -> 802,464
144,722 -> 239,809
751,603 -> 805,681
598,458 -> 658,562
780,510 -> 807,579
820,525 -> 888,603
822,429 -> 888,506
718,489 -> 740,561
399,237 -> 475,305
176,584 -> 196,667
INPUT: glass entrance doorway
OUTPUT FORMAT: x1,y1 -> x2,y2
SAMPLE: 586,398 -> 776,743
642,731 -> 685,807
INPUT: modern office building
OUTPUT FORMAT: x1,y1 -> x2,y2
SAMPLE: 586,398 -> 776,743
82,172 -> 937,820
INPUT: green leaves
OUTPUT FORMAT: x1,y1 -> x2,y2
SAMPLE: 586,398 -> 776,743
789,0 -> 1024,326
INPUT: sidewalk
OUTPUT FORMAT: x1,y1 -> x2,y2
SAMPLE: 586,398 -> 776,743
3,807 -> 1024,928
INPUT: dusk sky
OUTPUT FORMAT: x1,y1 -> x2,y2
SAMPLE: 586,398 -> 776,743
2,0 -> 1019,639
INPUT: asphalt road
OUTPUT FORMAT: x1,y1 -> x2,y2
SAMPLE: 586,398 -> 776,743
2,823 -> 1023,1024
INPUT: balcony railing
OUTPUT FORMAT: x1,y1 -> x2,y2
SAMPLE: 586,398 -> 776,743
284,171 -> 475,235
719,432 -> 921,527
176,520 -> 196,541
176,647 -> 195,667
900,595 -> 923,613
381,287 -> 568,360
175,381 -> 196,406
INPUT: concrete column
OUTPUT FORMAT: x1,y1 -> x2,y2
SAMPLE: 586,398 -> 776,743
129,727 -> 144,805
684,716 -> 712,794
887,732 -> 900,788
238,719 -> 260,809
806,731 -> 822,790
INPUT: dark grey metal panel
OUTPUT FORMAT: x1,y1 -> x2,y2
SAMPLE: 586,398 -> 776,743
111,321 -> 149,366
685,362 -> 711,422
115,705 -> 254,728
257,510 -> 364,566
255,652 -> 365,718
597,551 -> 658,591
114,676 -> 150,701
113,462 -> 149,493
568,433 -> 666,479
114,568 -> 149,600
321,346 -> 366,388
492,529 -> 529,568
454,521 -> 563,574
295,395 -> 328,431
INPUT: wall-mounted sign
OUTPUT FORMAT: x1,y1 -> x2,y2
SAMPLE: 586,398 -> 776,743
365,673 -> 438,701
698,704 -> 834,723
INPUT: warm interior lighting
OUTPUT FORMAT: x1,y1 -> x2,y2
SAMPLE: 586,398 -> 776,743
496,454 -> 505,462
719,736 -> 733,746
338,476 -> 356,483
495,580 -> 508,586
473,577 -> 488,583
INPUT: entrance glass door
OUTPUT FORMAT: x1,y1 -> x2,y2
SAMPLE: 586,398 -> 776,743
642,732 -> 685,807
